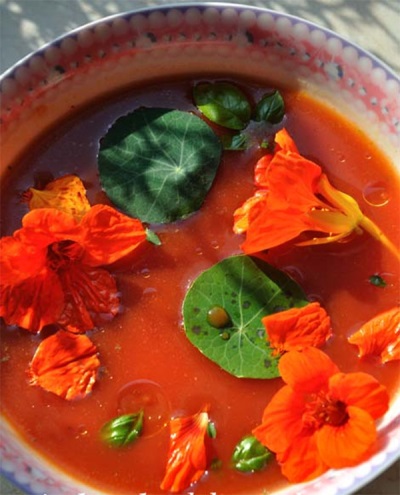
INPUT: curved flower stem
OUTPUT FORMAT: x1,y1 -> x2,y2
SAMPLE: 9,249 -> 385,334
359,215 -> 400,262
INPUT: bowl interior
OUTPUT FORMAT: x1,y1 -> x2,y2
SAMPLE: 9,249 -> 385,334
1,4 -> 399,495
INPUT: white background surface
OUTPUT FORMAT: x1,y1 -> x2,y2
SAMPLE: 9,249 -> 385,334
0,1 -> 399,494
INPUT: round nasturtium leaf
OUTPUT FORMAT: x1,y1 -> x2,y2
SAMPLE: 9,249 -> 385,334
182,255 -> 308,379
98,108 -> 222,224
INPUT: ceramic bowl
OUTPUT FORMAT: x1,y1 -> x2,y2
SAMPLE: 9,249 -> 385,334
1,3 -> 399,495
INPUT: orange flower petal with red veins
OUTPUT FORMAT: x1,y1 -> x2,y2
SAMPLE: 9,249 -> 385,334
348,307 -> 400,363
316,406 -> 377,468
0,268 -> 64,333
252,385 -> 306,454
262,302 -> 332,355
160,406 -> 210,493
58,264 -> 120,332
329,372 -> 389,420
277,432 -> 328,483
28,330 -> 100,400
28,175 -> 91,221
80,205 -> 147,266
279,347 -> 339,394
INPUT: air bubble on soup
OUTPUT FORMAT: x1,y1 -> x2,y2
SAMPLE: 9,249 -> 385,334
117,379 -> 171,437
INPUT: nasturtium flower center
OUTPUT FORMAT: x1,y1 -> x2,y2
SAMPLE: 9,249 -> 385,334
304,393 -> 349,428
46,240 -> 83,272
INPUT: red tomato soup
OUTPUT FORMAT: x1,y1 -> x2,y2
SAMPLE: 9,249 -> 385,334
1,78 -> 399,495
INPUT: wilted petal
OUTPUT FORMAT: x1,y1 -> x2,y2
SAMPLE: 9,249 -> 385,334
348,307 -> 400,363
28,331 -> 100,400
160,406 -> 210,493
27,175 -> 91,221
0,268 -> 64,333
262,302 -> 332,354
58,263 -> 120,332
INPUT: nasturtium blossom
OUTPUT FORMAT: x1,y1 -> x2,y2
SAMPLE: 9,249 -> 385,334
252,347 -> 389,482
234,129 -> 399,259
0,205 -> 147,333
28,330 -> 100,400
161,406 -> 211,493
262,302 -> 332,355
348,307 -> 400,363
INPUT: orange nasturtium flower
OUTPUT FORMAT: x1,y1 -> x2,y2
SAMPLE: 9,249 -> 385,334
161,405 -> 211,493
234,129 -> 399,259
262,301 -> 332,355
252,347 -> 389,483
29,330 -> 100,400
0,205 -> 147,333
348,307 -> 400,363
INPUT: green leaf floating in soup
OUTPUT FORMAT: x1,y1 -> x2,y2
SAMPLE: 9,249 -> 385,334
98,108 -> 222,224
182,255 -> 308,379
193,82 -> 251,130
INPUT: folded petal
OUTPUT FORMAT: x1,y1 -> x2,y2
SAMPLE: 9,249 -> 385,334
27,175 -> 91,221
58,263 -> 120,332
316,406 -> 376,468
348,307 -> 400,363
279,348 -> 339,394
0,268 -> 64,333
262,302 -> 332,354
252,385 -> 306,454
233,190 -> 268,235
160,407 -> 210,493
329,372 -> 389,420
277,432 -> 328,482
80,205 -> 147,266
28,330 -> 100,400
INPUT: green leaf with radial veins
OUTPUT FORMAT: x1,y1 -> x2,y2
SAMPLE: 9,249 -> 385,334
182,255 -> 308,379
98,108 -> 222,224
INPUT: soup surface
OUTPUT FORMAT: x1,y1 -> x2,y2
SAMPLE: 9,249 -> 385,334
1,78 -> 399,495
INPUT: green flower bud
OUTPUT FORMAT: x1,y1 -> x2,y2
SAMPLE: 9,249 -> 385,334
232,435 -> 271,473
101,411 -> 144,448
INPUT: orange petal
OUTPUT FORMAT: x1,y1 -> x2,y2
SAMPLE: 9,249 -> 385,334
252,385 -> 305,454
28,175 -> 91,221
316,406 -> 377,468
348,307 -> 400,363
262,302 -> 332,354
58,263 -> 120,332
28,330 -> 100,400
274,128 -> 300,154
279,348 -> 339,394
277,432 -> 328,482
0,268 -> 64,333
233,190 -> 268,234
0,236 -> 46,286
18,208 -> 80,245
254,128 -> 299,187
80,205 -> 147,266
160,406 -> 210,493
329,372 -> 389,420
